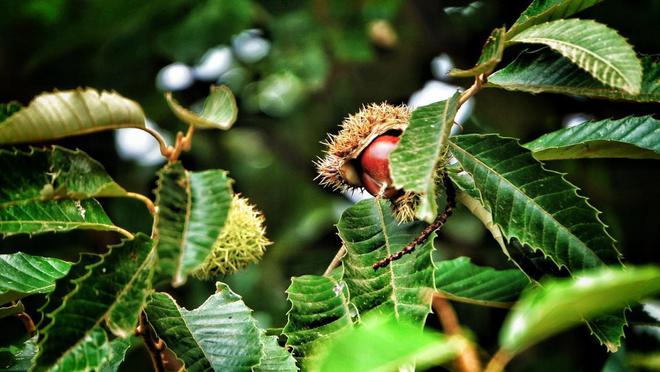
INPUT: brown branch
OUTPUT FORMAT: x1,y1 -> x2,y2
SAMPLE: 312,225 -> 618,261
433,294 -> 482,372
459,73 -> 488,106
137,311 -> 165,372
323,246 -> 347,276
373,175 -> 456,270
125,192 -> 156,215
16,311 -> 36,336
484,349 -> 512,372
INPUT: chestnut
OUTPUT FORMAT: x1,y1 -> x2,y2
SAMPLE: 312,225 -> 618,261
359,134 -> 400,198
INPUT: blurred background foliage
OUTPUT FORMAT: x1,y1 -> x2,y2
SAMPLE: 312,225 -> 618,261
1,0 -> 658,370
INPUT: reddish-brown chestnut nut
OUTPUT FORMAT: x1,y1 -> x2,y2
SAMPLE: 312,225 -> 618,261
359,134 -> 400,198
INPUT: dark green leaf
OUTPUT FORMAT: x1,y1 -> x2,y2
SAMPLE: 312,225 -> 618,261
282,275 -> 353,365
524,115 -> 660,160
0,337 -> 36,371
0,147 -> 128,238
337,199 -> 436,326
500,266 -> 660,354
165,85 -> 238,130
0,102 -> 22,122
435,257 -> 529,308
0,89 -> 145,145
449,134 -> 619,270
144,283 -> 263,372
488,50 -> 660,103
0,253 -> 71,306
508,20 -> 642,94
507,0 -> 603,37
34,234 -> 155,371
311,314 -> 466,372
154,162 -> 233,286
450,27 -> 506,77
389,93 -> 461,222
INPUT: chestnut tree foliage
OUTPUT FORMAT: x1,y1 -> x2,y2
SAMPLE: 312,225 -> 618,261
1,1 -> 659,371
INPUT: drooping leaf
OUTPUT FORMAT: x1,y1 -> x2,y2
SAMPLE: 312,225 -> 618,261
0,89 -> 145,145
153,162 -> 233,286
310,314 -> 466,372
500,266 -> 660,354
508,19 -> 642,94
255,334 -> 298,372
337,198 -> 436,326
450,27 -> 506,77
488,50 -> 660,103
448,137 -> 627,349
435,257 -> 530,308
449,134 -> 619,271
0,199 -> 128,238
0,147 -> 129,238
389,92 -> 461,222
507,0 -> 603,37
34,234 -> 155,371
524,115 -> 660,160
0,252 -> 71,306
282,275 -> 353,365
165,85 -> 238,130
144,283 -> 263,372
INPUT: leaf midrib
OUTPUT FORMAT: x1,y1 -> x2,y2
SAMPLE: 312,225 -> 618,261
449,141 -> 604,269
374,200 -> 400,319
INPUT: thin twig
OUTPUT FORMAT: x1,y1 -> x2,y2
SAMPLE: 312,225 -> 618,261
372,175 -> 456,270
433,294 -> 482,372
484,349 -> 512,372
459,73 -> 487,106
323,246 -> 347,276
134,126 -> 173,159
125,192 -> 156,215
15,307 -> 36,336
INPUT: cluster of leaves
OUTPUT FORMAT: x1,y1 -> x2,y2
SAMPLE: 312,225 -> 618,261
0,0 -> 659,371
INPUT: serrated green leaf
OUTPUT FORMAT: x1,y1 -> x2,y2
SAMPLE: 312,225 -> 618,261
435,257 -> 529,308
0,301 -> 25,319
488,50 -> 660,102
144,283 -> 263,372
449,134 -> 619,270
389,92 -> 461,222
0,147 -> 128,238
0,253 -> 71,306
337,198 -> 436,326
0,337 -> 36,371
0,199 -> 128,238
282,275 -> 353,365
255,334 -> 298,372
0,89 -> 145,145
500,266 -> 660,354
45,327 -> 112,372
165,85 -> 237,130
507,0 -> 603,37
153,162 -> 233,286
448,136 -> 628,349
450,27 -> 506,77
310,314 -> 466,372
34,234 -> 155,371
524,115 -> 660,160
98,335 -> 137,372
509,19 -> 642,94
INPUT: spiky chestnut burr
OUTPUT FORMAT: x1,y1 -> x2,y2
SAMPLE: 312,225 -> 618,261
192,194 -> 271,279
316,103 -> 419,221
